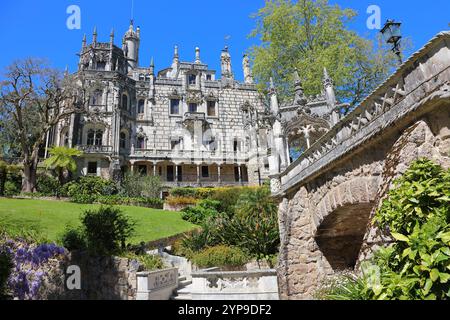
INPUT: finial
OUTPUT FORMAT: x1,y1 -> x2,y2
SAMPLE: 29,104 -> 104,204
82,34 -> 87,49
93,26 -> 98,44
150,57 -> 154,75
174,45 -> 179,58
323,67 -> 333,88
64,66 -> 69,77
110,28 -> 115,38
195,47 -> 201,64
293,69 -> 307,106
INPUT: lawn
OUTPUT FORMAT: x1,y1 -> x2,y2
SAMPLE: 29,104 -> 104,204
0,198 -> 197,244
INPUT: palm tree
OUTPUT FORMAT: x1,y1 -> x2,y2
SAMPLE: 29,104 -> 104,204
44,147 -> 83,186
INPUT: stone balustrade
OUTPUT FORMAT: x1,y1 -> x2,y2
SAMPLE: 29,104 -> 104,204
136,267 -> 179,300
273,31 -> 450,196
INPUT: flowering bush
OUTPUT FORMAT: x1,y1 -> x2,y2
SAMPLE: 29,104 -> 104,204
0,236 -> 66,300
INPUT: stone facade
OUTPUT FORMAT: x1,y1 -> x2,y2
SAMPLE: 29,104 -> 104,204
271,32 -> 450,299
50,22 -> 271,188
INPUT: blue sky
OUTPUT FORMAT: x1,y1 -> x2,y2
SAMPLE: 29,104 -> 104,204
0,0 -> 449,80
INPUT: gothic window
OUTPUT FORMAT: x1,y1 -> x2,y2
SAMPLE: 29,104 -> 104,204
207,101 -> 216,117
120,132 -> 127,149
87,129 -> 103,146
138,99 -> 145,114
188,103 -> 198,113
206,74 -> 212,81
137,137 -> 145,150
188,74 -> 197,85
139,74 -> 145,81
145,75 -> 151,81
97,62 -> 106,70
170,99 -> 180,115
233,139 -> 240,152
91,90 -> 102,105
122,94 -> 128,110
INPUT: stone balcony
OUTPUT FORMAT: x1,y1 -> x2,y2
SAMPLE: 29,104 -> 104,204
130,149 -> 249,164
79,145 -> 113,154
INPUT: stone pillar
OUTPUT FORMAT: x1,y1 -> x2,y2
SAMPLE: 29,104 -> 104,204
218,165 -> 222,185
153,164 -> 156,176
196,165 -> 200,184
130,163 -> 134,174
175,165 -> 179,183
238,165 -> 242,185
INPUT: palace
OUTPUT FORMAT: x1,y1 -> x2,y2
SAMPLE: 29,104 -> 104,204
51,22 -> 340,190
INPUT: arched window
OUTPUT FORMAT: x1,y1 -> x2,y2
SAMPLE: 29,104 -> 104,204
120,132 -> 127,149
139,74 -> 145,81
87,129 -> 103,146
137,137 -> 145,150
122,94 -> 128,110
63,131 -> 70,147
137,100 -> 145,114
91,90 -> 102,105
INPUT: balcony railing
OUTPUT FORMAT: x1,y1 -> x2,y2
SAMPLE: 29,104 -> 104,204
131,149 -> 250,162
78,145 -> 113,154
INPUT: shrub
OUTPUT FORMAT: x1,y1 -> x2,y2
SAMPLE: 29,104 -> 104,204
181,199 -> 221,224
95,195 -> 164,209
120,172 -> 162,198
81,206 -> 136,256
67,177 -> 117,203
123,253 -> 165,271
191,246 -> 250,269
210,187 -> 256,216
170,187 -> 197,198
4,180 -> 20,197
36,173 -> 60,197
165,196 -> 198,208
320,159 -> 450,300
60,226 -> 86,252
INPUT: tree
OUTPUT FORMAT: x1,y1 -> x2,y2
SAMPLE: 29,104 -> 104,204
43,146 -> 83,186
0,58 -> 91,192
249,0 -> 399,105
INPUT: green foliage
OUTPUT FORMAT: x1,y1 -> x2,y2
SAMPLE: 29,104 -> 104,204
67,176 -> 118,203
81,206 -> 136,256
4,180 -> 20,197
191,245 -> 250,269
59,226 -> 87,252
316,269 -> 375,300
249,0 -> 398,105
36,173 -> 60,197
95,195 -> 164,209
170,187 -> 198,198
181,200 -> 222,224
165,196 -> 198,207
180,220 -> 223,257
43,147 -> 83,185
120,172 -> 162,199
321,159 -> 450,300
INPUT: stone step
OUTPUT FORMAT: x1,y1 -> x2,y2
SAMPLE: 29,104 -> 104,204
178,276 -> 187,282
178,279 -> 192,288
172,294 -> 192,301
177,286 -> 192,294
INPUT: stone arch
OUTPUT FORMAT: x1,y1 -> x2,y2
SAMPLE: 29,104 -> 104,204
312,176 -> 380,271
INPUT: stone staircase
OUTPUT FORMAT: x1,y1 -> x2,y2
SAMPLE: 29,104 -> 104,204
171,276 -> 193,301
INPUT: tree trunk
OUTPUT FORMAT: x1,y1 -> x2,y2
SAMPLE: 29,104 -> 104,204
58,168 -> 65,186
22,161 -> 38,193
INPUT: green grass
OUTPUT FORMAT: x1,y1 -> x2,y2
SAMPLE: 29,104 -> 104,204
0,198 -> 197,244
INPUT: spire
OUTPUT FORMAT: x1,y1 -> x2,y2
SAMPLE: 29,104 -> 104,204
92,26 -> 98,45
323,67 -> 333,88
82,34 -> 87,50
174,45 -> 179,60
149,57 -> 154,75
323,67 -> 336,106
294,69 -> 307,106
64,66 -> 69,77
269,77 -> 279,114
195,47 -> 201,64
110,28 -> 115,45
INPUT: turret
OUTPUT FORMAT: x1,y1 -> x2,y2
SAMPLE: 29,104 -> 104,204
109,28 -> 114,47
123,21 -> 140,70
81,34 -> 87,51
149,57 -> 155,100
243,54 -> 253,84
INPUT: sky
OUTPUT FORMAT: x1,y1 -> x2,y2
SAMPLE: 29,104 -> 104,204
0,0 -> 449,80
